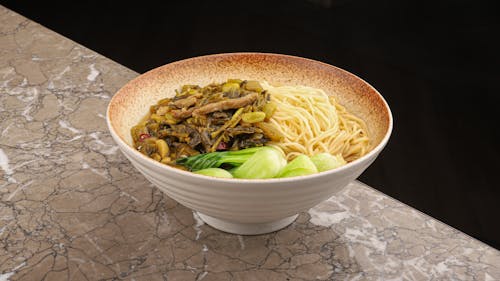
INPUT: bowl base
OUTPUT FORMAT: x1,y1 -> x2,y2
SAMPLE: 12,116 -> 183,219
197,213 -> 298,235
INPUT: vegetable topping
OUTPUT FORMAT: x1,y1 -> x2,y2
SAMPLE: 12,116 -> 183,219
131,80 -> 283,166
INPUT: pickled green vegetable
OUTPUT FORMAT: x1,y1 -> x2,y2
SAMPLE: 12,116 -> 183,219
150,113 -> 164,123
132,79 -> 279,167
227,78 -> 243,84
243,80 -> 263,92
241,111 -> 266,123
164,113 -> 179,125
262,101 -> 277,120
255,122 -> 284,142
222,82 -> 240,92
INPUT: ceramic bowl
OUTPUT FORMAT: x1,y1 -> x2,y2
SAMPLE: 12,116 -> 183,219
107,53 -> 392,235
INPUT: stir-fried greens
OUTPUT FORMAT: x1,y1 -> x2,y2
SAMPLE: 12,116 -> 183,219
131,79 -> 282,167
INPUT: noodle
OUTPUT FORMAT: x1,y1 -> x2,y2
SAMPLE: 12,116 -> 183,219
262,81 -> 370,162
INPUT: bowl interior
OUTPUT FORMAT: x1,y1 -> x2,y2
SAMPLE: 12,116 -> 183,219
108,53 -> 391,157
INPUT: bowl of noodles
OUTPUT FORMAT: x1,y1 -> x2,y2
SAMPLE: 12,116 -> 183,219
107,53 -> 392,235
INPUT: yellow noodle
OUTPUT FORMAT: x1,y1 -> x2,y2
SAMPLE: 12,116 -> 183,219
262,81 -> 370,162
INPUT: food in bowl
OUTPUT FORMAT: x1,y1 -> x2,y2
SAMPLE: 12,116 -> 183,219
107,53 -> 392,234
130,79 -> 370,179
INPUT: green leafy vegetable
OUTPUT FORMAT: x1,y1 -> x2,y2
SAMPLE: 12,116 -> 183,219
232,147 -> 287,179
310,153 -> 346,172
194,168 -> 233,178
176,146 -> 264,171
277,154 -> 318,178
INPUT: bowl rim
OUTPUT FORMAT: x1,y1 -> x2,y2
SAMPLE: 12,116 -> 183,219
106,52 -> 393,184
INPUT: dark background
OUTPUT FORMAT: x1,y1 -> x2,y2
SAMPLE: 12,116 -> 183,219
3,0 -> 499,249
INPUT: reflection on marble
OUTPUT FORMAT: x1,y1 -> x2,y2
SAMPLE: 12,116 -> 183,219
0,5 -> 499,280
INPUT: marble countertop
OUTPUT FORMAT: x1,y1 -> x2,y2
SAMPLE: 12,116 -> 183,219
0,5 -> 499,281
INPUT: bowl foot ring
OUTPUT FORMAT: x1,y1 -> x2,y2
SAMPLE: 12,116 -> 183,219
197,213 -> 298,235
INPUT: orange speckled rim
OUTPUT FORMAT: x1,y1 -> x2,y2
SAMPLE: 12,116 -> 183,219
107,52 -> 393,183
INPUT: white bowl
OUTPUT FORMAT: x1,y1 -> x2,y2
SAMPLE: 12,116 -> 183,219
107,53 -> 393,235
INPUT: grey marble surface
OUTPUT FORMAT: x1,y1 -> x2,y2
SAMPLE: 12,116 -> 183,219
0,5 -> 499,280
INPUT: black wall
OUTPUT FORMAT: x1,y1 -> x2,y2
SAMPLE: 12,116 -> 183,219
3,0 -> 499,249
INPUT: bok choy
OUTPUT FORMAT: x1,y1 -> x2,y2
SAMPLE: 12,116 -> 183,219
232,147 -> 286,179
194,168 -> 233,178
277,154 -> 318,178
310,153 -> 346,172
176,146 -> 264,171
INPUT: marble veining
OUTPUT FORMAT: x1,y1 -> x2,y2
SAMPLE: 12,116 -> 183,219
0,5 -> 499,281
0,149 -> 13,176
